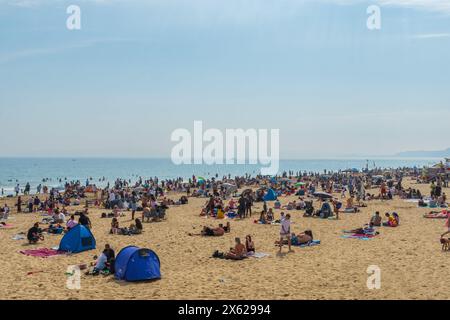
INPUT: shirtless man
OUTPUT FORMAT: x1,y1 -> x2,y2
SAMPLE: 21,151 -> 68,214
225,237 -> 247,260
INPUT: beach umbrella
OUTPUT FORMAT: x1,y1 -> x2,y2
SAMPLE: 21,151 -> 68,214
197,177 -> 206,184
295,182 -> 306,187
313,192 -> 333,199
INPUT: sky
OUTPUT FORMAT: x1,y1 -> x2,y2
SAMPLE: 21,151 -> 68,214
0,0 -> 449,158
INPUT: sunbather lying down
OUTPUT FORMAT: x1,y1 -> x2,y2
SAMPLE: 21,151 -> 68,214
274,230 -> 313,246
424,210 -> 449,218
343,227 -> 379,235
189,223 -> 230,237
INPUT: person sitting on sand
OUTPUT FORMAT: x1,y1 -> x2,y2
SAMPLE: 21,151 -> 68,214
54,210 -> 66,224
27,222 -> 44,244
258,211 -> 267,224
369,211 -> 382,227
1,204 -> 10,220
112,205 -> 122,218
87,249 -> 109,276
266,208 -> 274,222
110,218 -> 120,234
220,222 -> 231,233
227,199 -> 237,211
66,215 -> 78,230
45,223 -> 64,234
225,237 -> 247,260
245,235 -> 255,254
274,199 -> 281,209
282,201 -> 296,210
128,218 -> 143,235
383,212 -> 399,227
296,198 -> 306,210
346,196 -> 354,209
216,207 -> 225,219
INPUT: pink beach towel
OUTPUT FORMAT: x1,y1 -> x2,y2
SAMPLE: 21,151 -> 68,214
0,223 -> 14,229
19,248 -> 66,258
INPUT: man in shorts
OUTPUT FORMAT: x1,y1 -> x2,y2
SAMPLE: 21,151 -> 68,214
279,214 -> 292,252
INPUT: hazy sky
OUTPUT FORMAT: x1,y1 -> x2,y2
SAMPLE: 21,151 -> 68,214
0,0 -> 449,158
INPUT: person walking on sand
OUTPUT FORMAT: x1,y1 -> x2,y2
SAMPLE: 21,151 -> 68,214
279,214 -> 292,253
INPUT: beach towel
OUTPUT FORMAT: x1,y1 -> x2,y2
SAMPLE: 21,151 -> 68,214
247,252 -> 270,258
253,220 -> 280,225
0,223 -> 14,229
12,234 -> 26,240
19,248 -> 66,258
226,212 -> 237,219
294,240 -> 321,247
341,234 -> 377,240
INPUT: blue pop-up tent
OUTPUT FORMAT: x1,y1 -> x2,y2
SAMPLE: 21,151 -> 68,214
59,224 -> 96,253
115,246 -> 161,282
263,188 -> 277,201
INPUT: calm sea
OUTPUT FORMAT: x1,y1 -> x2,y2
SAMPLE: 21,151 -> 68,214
0,157 -> 440,195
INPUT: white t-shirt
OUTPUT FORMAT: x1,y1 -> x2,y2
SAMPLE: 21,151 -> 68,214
58,212 -> 66,222
280,219 -> 291,235
95,253 -> 108,270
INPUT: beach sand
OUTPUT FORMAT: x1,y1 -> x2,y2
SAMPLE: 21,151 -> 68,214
0,178 -> 448,300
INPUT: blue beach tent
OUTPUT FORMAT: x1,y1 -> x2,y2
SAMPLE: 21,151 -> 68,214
115,246 -> 161,282
59,224 -> 96,253
263,188 -> 277,201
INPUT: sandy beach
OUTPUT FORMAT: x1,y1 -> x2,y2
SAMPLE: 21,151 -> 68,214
0,177 -> 448,300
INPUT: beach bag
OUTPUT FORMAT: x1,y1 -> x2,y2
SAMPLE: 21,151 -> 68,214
212,250 -> 224,259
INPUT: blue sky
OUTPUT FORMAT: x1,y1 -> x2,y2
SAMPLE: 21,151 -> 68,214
0,0 -> 449,158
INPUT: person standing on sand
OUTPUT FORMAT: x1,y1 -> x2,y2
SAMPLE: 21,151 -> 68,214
17,196 -> 22,213
279,214 -> 292,253
332,199 -> 340,220
238,195 -> 246,219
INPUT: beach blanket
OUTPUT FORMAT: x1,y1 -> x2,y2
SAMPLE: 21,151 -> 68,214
341,233 -> 378,240
423,213 -> 448,219
247,252 -> 270,258
253,220 -> 281,225
12,234 -> 26,240
294,240 -> 321,247
226,212 -> 238,219
19,248 -> 66,258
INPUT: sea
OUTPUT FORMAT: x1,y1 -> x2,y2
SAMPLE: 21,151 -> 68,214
0,157 -> 441,196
